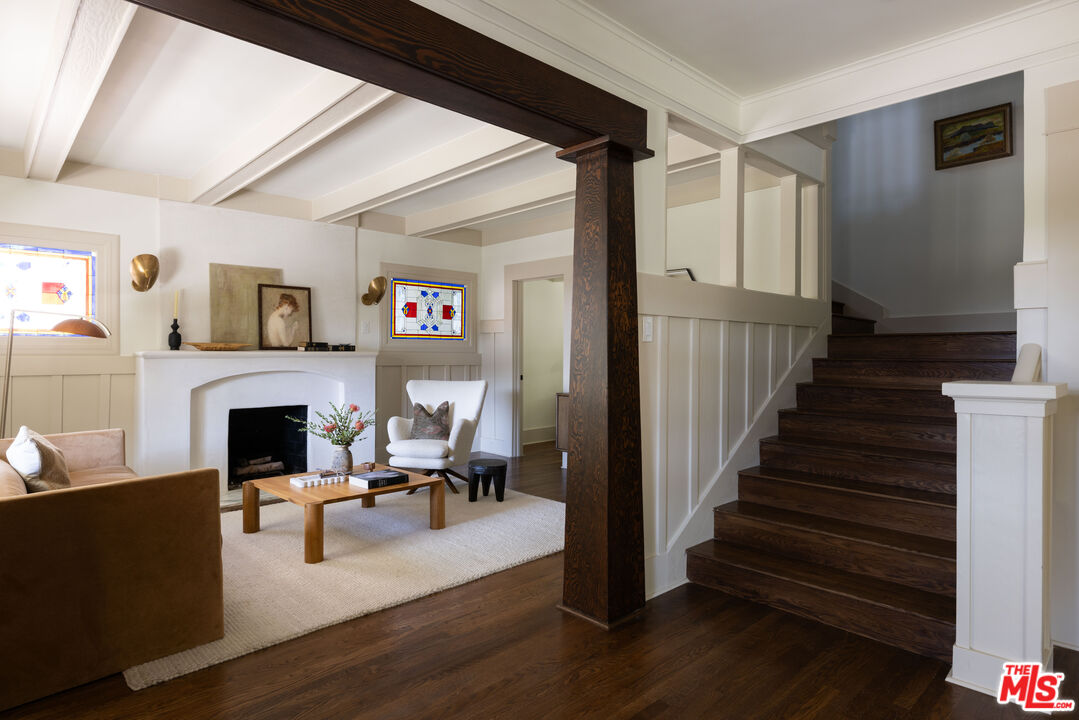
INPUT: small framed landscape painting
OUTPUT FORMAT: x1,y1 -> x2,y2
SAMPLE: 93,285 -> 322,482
257,284 -> 312,349
934,103 -> 1013,171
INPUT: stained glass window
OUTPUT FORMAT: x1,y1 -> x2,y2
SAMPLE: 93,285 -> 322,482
390,278 -> 465,340
0,243 -> 97,336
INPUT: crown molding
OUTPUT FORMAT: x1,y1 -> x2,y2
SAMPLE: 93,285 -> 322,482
424,0 -> 1079,144
739,0 -> 1079,139
421,0 -> 744,142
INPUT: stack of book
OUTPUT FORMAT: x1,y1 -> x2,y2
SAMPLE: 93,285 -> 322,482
350,470 -> 409,489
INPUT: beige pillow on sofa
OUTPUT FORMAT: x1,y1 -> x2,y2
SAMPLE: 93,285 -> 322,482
6,426 -> 71,493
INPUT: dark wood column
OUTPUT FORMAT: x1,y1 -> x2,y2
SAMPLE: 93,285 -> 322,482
557,137 -> 647,628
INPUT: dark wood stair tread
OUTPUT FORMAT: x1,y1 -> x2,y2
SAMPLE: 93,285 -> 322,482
739,466 -> 956,507
797,380 -> 951,392
716,501 -> 955,559
778,407 -> 955,428
759,435 -> 955,468
686,540 -> 954,623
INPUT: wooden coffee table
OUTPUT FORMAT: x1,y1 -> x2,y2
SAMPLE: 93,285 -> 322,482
242,465 -> 445,563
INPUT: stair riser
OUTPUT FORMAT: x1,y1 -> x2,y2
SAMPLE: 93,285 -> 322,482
813,359 -> 1014,387
686,554 -> 953,662
832,316 -> 876,335
831,301 -> 844,315
828,333 -> 1016,361
779,413 -> 956,453
796,385 -> 955,418
714,512 -> 956,596
739,475 -> 956,541
759,443 -> 956,494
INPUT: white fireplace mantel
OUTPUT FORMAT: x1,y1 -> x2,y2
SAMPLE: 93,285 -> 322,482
135,351 -> 377,495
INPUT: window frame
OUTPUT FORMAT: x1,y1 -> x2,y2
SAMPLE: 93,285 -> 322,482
0,222 -> 119,356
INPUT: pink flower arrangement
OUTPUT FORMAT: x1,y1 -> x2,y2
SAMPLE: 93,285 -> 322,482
288,402 -> 376,446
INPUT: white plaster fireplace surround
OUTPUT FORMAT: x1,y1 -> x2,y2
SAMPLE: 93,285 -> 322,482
135,351 -> 377,496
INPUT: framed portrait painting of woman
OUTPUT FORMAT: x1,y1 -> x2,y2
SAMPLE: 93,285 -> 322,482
257,284 -> 312,349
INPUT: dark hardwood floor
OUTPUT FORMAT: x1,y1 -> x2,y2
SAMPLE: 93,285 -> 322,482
5,443 -> 1075,719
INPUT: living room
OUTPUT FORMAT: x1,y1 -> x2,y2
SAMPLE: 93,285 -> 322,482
5,0 -> 1079,717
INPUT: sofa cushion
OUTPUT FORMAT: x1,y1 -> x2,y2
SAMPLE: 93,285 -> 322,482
6,426 -> 70,493
386,439 -> 452,459
410,401 -> 451,440
69,466 -> 139,487
0,462 -> 27,498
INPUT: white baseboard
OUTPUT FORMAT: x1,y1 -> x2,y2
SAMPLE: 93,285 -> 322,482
522,426 -> 555,445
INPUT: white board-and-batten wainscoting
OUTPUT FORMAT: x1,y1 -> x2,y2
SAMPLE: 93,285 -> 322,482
1,355 -> 135,444
636,274 -> 829,598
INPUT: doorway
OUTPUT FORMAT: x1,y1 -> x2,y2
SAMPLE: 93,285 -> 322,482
518,277 -> 566,451
505,256 -> 573,460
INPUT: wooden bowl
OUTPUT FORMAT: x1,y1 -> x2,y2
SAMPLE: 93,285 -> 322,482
185,342 -> 252,351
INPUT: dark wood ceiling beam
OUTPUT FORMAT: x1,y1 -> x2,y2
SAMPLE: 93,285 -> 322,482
129,0 -> 650,157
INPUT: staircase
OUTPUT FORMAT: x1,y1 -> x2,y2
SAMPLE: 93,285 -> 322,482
686,302 -> 1016,661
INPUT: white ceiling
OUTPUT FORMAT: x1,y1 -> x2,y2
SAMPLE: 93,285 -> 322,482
582,0 -> 1043,96
249,96 -> 488,201
69,8 -> 327,178
0,0 -> 66,148
0,0 -> 1043,242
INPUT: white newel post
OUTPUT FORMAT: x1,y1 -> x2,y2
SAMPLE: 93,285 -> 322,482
943,381 -> 1067,696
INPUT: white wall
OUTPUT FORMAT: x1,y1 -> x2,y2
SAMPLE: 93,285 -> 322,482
0,176 -> 159,355
666,198 -> 721,284
743,187 -> 782,294
521,278 -> 563,440
1040,76 -> 1079,651
158,201 -> 356,347
355,229 -> 481,352
0,176 -> 487,470
832,73 -> 1023,323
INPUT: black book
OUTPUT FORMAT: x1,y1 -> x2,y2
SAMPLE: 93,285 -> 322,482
349,470 -> 409,489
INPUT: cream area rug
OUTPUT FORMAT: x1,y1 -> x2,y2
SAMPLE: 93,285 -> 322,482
123,488 -> 564,690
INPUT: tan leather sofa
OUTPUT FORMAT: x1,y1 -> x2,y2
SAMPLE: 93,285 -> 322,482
0,428 -> 224,712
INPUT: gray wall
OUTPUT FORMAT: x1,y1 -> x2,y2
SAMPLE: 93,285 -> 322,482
832,73 -> 1023,321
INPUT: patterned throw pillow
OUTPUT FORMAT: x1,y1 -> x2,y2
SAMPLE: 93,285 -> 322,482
5,426 -> 71,493
410,401 -> 451,440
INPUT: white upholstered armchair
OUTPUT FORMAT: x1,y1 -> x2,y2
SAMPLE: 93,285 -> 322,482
386,380 -> 488,493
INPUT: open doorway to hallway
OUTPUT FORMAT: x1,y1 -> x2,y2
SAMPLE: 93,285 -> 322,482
516,276 -> 566,455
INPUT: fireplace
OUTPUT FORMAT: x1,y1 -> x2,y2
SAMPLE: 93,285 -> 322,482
227,405 -> 308,490
134,350 -> 377,502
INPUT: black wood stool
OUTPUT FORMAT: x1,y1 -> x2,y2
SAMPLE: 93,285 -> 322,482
467,459 -> 507,502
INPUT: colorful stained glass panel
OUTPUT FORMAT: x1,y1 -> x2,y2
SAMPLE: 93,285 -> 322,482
0,243 -> 96,336
390,278 -> 465,340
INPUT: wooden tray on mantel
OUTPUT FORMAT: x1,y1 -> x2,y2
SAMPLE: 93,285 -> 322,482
185,342 -> 252,351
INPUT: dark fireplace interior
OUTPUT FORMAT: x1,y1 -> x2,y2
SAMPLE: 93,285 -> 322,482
227,405 -> 308,490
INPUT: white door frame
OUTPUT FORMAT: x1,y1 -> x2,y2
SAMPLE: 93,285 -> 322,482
504,256 -> 573,457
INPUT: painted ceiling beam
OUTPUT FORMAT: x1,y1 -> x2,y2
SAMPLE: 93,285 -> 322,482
404,168 -> 575,237
404,141 -> 727,237
23,0 -> 136,181
189,74 -> 395,206
312,126 -> 546,224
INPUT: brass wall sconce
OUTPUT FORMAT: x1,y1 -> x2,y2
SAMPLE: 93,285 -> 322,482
130,254 -> 160,292
362,276 -> 387,305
